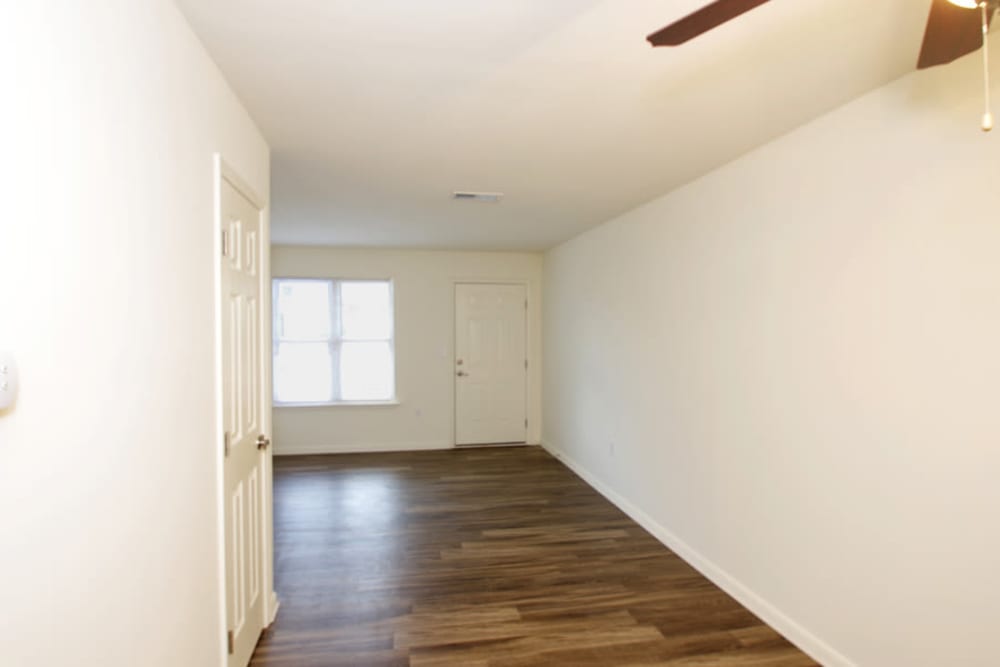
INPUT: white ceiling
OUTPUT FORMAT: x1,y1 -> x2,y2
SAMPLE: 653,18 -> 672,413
177,0 -> 934,250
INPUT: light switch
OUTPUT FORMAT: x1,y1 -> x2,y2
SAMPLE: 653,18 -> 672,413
0,352 -> 18,411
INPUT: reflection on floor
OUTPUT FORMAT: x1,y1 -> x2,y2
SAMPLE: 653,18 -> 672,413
251,446 -> 817,667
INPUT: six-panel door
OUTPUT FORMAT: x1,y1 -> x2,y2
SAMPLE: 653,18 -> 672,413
221,178 -> 266,667
455,283 -> 528,445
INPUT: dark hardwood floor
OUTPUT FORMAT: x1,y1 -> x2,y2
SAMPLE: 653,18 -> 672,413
250,446 -> 817,667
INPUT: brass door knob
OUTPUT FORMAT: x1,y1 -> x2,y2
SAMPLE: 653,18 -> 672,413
456,371 -> 468,377
257,434 -> 271,450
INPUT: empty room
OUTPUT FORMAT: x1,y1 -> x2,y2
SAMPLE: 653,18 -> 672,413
3,1 -> 999,666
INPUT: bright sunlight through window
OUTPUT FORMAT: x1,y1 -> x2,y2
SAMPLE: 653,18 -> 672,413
273,279 -> 395,404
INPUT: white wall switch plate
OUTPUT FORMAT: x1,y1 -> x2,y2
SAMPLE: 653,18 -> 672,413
0,352 -> 18,411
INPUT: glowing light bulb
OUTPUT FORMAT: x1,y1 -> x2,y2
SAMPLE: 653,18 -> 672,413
983,111 -> 994,131
947,0 -> 980,8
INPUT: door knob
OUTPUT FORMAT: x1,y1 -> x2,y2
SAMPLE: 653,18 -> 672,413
456,371 -> 468,377
257,434 -> 271,451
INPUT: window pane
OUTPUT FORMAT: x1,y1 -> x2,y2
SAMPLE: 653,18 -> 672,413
340,341 -> 393,401
275,280 -> 332,341
274,342 -> 333,403
341,281 -> 392,340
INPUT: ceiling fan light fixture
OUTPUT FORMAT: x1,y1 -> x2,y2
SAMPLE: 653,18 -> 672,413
947,0 -> 980,8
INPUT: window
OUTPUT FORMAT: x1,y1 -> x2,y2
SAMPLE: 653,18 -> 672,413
273,279 -> 395,405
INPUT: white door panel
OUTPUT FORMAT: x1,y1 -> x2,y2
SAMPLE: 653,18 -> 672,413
221,178 -> 267,667
455,283 -> 527,445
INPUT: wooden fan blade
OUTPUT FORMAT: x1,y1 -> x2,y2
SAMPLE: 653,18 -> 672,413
917,0 -> 989,69
647,0 -> 771,47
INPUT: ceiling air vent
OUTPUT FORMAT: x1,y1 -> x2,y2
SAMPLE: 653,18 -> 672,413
452,191 -> 503,203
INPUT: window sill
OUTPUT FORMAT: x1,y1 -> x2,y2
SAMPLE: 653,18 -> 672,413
274,399 -> 400,408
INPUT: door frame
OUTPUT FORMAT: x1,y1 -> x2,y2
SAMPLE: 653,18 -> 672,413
212,155 -> 277,665
452,280 -> 530,446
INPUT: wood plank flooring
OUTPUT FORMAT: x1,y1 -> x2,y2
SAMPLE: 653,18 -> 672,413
251,446 -> 817,667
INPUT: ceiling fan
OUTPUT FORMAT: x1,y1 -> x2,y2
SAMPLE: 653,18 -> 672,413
647,0 -> 1000,130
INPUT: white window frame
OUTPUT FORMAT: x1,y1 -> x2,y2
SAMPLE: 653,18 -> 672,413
272,277 -> 397,407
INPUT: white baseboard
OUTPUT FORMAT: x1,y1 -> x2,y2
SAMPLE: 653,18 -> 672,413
540,440 -> 853,667
266,591 -> 279,627
275,440 -> 453,456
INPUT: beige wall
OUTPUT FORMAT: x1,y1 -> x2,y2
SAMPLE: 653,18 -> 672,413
272,246 -> 543,454
543,52 -> 1000,666
0,2 -> 269,665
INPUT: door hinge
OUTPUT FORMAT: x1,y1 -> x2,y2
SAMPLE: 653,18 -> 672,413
223,431 -> 231,458
227,630 -> 234,655
524,359 -> 528,370
525,418 -> 528,428
221,229 -> 228,257
525,299 -> 528,310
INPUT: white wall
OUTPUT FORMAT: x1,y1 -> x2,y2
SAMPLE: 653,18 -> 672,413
543,53 -> 1000,666
0,3 -> 269,666
272,246 -> 542,454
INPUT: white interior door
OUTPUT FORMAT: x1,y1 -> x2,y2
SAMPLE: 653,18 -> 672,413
455,283 -> 527,445
221,177 -> 268,667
